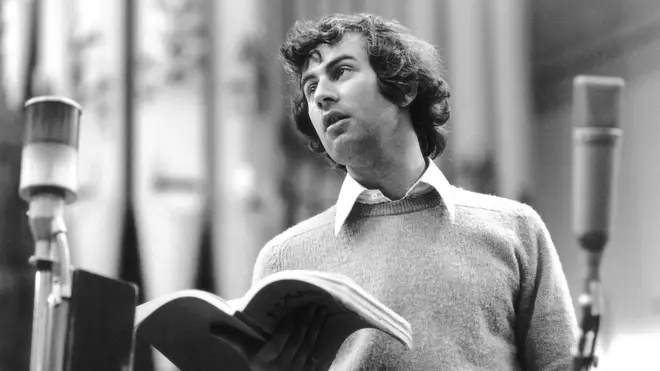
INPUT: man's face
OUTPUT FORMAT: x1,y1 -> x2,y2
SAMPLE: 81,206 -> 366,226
301,33 -> 401,167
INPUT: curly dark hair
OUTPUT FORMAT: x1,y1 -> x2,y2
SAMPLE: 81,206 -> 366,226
278,13 -> 451,172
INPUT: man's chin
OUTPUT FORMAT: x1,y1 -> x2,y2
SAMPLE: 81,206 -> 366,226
327,146 -> 360,170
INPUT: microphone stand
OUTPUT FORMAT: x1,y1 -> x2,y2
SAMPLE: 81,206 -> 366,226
572,242 -> 605,371
27,195 -> 72,371
20,96 -> 138,371
572,278 -> 601,370
570,74 -> 625,371
20,95 -> 81,371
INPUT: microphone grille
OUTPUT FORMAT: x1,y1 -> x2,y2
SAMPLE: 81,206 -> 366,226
573,75 -> 625,128
23,96 -> 83,148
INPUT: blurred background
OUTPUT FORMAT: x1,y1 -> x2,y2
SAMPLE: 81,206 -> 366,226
0,0 -> 659,370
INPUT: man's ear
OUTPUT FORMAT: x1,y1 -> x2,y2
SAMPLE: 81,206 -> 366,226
399,81 -> 418,108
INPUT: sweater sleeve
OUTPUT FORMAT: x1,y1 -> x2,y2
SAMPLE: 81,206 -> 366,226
515,205 -> 579,371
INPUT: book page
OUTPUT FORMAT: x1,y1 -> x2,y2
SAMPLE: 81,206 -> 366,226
135,289 -> 234,326
134,272 -> 412,371
135,290 -> 263,371
240,277 -> 350,333
236,270 -> 412,350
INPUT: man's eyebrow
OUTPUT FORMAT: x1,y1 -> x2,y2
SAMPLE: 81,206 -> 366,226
300,55 -> 357,88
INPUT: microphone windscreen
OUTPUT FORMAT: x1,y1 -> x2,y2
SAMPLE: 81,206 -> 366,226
23,96 -> 83,147
571,76 -> 625,253
573,75 -> 624,128
19,96 -> 83,203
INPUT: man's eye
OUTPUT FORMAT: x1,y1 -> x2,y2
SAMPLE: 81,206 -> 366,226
306,84 -> 317,96
337,66 -> 351,77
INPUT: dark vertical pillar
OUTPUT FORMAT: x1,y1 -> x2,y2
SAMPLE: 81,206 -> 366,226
196,0 -> 216,294
0,116 -> 33,371
117,0 -> 153,370
0,0 -> 40,368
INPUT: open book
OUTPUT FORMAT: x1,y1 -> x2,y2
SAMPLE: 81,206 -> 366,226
134,270 -> 413,371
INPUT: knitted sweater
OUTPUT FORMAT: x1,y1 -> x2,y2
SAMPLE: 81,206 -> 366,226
252,187 -> 578,370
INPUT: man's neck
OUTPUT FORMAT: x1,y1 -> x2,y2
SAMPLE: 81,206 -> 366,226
347,151 -> 427,200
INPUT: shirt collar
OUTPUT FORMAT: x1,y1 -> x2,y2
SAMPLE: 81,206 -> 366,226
334,159 -> 456,235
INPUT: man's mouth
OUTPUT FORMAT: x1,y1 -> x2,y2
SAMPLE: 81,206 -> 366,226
325,112 -> 350,129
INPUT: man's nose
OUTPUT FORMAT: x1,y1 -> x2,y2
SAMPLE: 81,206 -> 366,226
314,80 -> 338,110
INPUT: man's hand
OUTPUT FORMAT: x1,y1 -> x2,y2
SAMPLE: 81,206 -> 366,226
216,305 -> 332,371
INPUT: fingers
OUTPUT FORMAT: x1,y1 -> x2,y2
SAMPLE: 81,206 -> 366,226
254,310 -> 297,364
251,305 -> 330,371
277,305 -> 319,366
295,306 -> 327,370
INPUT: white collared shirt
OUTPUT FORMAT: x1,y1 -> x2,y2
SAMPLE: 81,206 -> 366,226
334,159 -> 456,235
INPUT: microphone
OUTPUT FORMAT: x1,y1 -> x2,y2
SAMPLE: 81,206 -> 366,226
19,96 -> 82,371
20,96 -> 82,203
19,96 -> 82,241
571,75 -> 625,370
572,75 -> 624,278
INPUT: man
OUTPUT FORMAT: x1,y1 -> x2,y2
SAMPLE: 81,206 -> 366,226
226,13 -> 578,371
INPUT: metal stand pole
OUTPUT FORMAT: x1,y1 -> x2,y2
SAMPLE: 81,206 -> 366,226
572,278 -> 602,371
27,195 -> 73,371
29,240 -> 53,371
19,96 -> 81,371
